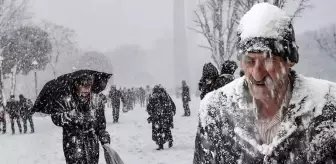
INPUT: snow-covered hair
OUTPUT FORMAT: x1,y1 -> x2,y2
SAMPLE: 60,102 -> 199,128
236,3 -> 299,65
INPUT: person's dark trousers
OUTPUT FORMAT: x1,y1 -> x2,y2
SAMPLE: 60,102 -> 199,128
10,117 -> 22,134
23,115 -> 34,133
0,117 -> 6,133
183,101 -> 190,116
112,104 -> 120,123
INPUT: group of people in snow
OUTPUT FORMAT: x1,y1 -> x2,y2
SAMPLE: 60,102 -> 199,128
107,85 -> 153,123
193,3 -> 336,164
105,80 -> 191,150
198,60 -> 238,100
17,2 -> 336,164
0,94 -> 34,134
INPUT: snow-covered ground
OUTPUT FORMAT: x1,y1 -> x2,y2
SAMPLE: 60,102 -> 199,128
0,97 -> 200,164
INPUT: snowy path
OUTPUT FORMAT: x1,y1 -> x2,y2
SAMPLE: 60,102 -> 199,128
0,97 -> 200,164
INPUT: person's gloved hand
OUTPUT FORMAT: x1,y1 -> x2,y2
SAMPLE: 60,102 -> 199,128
102,143 -> 110,150
63,109 -> 84,125
147,117 -> 152,124
99,131 -> 110,145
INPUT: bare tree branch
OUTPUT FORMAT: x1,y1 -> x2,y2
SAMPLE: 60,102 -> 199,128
192,0 -> 312,69
314,24 -> 336,62
0,0 -> 28,34
291,0 -> 312,20
40,20 -> 77,77
198,45 -> 213,51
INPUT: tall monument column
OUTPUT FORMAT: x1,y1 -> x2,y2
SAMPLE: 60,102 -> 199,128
173,0 -> 189,90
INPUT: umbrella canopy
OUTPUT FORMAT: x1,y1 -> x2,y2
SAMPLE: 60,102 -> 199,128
32,70 -> 112,114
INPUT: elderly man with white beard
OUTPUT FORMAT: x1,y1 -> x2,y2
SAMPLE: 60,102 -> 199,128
193,3 -> 336,164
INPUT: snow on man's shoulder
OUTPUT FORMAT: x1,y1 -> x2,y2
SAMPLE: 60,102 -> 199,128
293,74 -> 336,117
199,77 -> 245,127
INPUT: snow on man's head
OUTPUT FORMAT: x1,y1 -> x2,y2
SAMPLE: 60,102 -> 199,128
237,3 -> 291,41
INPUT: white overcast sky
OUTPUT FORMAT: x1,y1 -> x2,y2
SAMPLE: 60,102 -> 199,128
29,0 -> 336,51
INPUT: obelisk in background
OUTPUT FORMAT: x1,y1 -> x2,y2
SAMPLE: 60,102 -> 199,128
173,0 -> 189,94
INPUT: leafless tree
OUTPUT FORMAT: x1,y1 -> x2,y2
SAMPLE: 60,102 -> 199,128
192,0 -> 311,70
192,0 -> 239,69
0,0 -> 29,98
0,0 -> 29,35
314,24 -> 336,62
291,0 -> 312,20
41,21 -> 78,78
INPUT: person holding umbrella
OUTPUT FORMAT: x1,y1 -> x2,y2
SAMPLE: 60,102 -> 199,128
50,73 -> 110,164
33,70 -> 124,164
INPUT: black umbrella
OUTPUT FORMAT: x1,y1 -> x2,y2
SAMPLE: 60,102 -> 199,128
32,69 -> 112,114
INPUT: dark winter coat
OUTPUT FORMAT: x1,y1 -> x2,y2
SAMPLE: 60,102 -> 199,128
220,60 -> 237,75
0,106 -> 5,122
199,74 -> 235,100
6,100 -> 20,119
147,88 -> 176,144
122,91 -> 134,111
213,74 -> 235,89
99,93 -> 107,104
199,63 -> 219,100
147,88 -> 176,128
201,63 -> 219,80
51,93 -> 110,164
139,88 -> 146,101
181,85 -> 191,103
19,98 -> 33,119
193,71 -> 336,164
108,89 -> 122,107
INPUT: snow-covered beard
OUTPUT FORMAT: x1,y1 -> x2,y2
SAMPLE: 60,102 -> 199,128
246,75 -> 288,102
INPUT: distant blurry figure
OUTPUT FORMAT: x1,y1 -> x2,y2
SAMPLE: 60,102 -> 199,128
145,85 -> 151,106
19,94 -> 34,133
0,100 -> 6,134
122,89 -> 134,112
139,87 -> 146,107
198,63 -> 219,100
7,95 -> 22,134
109,85 -> 123,123
131,88 -> 136,107
213,60 -> 237,88
181,80 -> 191,116
198,61 -> 237,100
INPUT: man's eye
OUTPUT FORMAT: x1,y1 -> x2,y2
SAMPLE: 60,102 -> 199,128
266,57 -> 277,63
245,59 -> 255,65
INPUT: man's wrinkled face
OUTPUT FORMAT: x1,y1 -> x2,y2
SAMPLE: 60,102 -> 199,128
78,84 -> 92,97
241,52 -> 290,100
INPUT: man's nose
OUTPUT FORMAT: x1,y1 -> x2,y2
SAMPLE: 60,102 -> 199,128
251,60 -> 267,81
